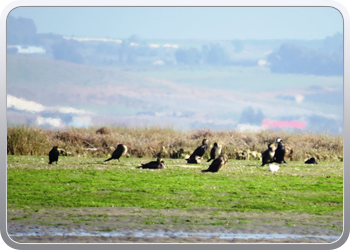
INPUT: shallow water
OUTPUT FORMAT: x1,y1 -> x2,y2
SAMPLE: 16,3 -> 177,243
8,228 -> 340,242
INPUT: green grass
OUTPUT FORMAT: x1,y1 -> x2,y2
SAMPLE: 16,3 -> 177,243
7,155 -> 343,216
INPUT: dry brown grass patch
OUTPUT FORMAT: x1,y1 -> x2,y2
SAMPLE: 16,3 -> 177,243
7,126 -> 343,162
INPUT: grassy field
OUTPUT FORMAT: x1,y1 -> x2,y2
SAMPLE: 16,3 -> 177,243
138,66 -> 343,93
7,155 -> 343,219
8,54 -> 342,94
7,154 -> 343,243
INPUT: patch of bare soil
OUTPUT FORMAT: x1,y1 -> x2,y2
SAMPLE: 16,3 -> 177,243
7,207 -> 343,243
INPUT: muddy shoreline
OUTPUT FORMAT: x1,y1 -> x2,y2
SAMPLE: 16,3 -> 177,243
7,207 -> 343,244
8,235 -> 337,243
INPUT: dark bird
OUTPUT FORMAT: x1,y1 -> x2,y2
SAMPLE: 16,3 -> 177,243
305,157 -> 318,164
186,155 -> 201,164
48,146 -> 60,164
202,155 -> 228,173
104,144 -> 128,162
207,142 -> 222,162
261,143 -> 277,166
137,158 -> 166,169
186,139 -> 208,163
274,137 -> 286,164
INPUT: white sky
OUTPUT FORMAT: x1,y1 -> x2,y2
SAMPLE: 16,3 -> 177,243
8,6 -> 343,40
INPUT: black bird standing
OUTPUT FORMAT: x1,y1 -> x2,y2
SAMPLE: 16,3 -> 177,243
104,144 -> 128,162
202,155 -> 228,173
186,139 -> 208,163
137,158 -> 166,169
48,146 -> 60,164
274,137 -> 286,164
207,142 -> 222,162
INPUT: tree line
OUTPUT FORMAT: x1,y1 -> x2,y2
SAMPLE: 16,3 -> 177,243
7,15 -> 343,76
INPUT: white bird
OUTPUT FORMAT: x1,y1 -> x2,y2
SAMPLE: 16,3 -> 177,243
269,164 -> 280,173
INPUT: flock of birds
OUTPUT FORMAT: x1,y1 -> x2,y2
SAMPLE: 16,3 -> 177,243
183,139 -> 228,172
48,136 -> 318,173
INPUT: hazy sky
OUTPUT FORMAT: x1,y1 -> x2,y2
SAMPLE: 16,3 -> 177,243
9,6 -> 343,40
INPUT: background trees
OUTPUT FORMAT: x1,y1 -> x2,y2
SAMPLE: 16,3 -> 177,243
267,33 -> 343,76
7,16 -> 343,75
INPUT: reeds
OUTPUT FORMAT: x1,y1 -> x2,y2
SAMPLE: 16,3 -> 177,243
7,125 -> 343,162
7,126 -> 48,155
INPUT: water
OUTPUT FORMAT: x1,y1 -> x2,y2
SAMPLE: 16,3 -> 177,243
8,228 -> 340,242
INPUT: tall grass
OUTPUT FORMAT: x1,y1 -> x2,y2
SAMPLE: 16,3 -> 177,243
7,126 -> 48,155
7,125 -> 343,162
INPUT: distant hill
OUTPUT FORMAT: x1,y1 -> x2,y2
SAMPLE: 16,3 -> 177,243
7,54 -> 168,110
7,54 -> 343,133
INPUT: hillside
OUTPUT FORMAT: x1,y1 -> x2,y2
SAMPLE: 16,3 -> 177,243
7,54 -> 343,132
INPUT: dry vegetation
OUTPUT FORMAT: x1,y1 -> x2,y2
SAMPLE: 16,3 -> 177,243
7,125 -> 343,162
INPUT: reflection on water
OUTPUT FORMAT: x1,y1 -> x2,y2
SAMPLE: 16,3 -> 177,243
8,228 -> 340,242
